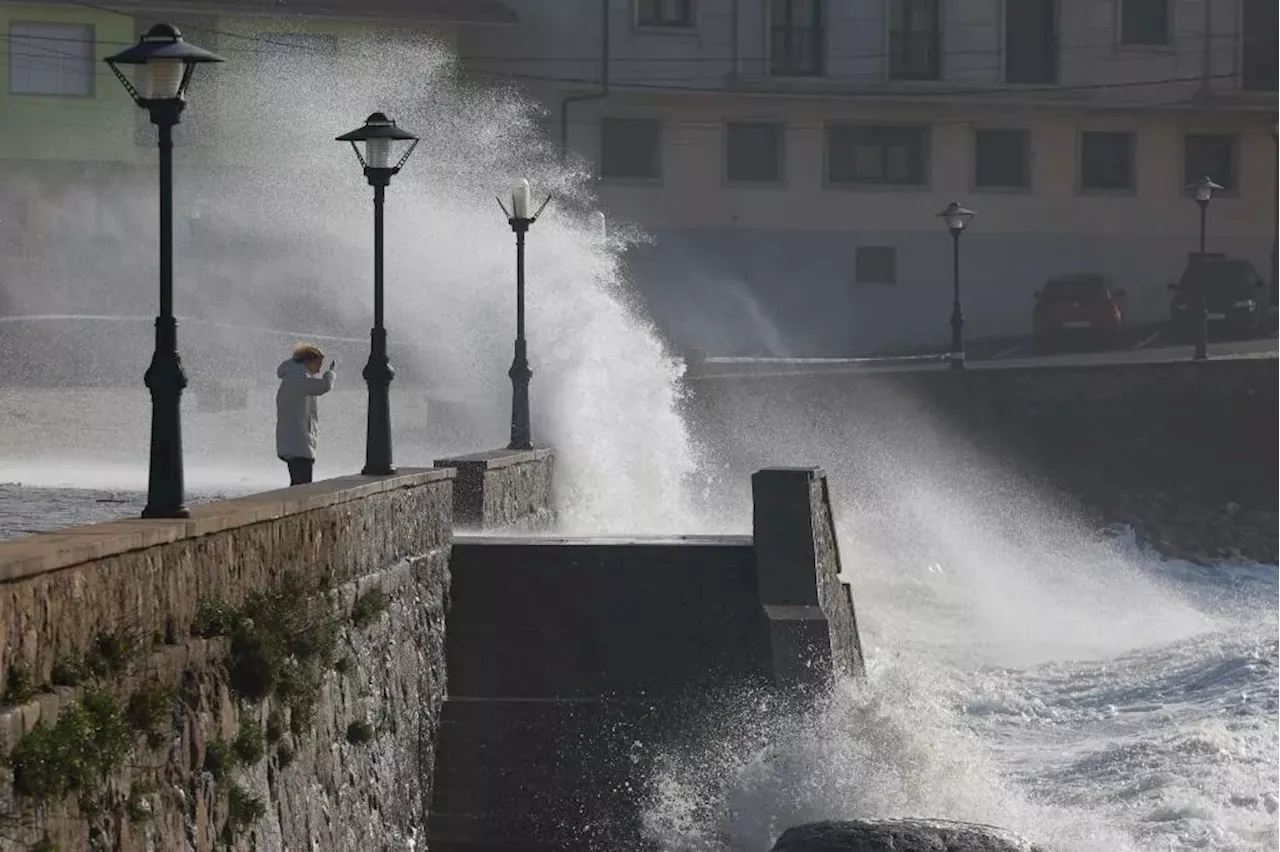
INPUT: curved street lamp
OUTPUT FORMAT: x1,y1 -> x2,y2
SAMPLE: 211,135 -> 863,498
336,112 -> 419,475
496,180 -> 552,450
935,202 -> 976,371
1185,175 -> 1223,361
105,24 -> 224,519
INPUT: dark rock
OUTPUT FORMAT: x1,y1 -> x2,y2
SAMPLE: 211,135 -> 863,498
772,819 -> 1046,852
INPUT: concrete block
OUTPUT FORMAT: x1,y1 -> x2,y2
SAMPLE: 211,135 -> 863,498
751,467 -> 865,686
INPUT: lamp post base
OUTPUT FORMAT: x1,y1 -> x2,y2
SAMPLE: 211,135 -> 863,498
508,339 -> 533,451
363,328 -> 396,476
949,307 -> 965,372
141,317 -> 189,520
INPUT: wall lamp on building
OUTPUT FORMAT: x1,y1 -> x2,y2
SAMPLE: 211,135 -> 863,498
495,180 -> 552,451
105,24 -> 224,519
935,202 -> 976,371
336,112 -> 419,475
1186,175 -> 1223,361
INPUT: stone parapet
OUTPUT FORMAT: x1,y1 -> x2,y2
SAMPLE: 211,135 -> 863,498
434,447 -> 555,531
0,469 -> 455,851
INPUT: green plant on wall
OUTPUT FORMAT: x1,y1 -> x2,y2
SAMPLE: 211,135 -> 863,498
126,681 -> 174,748
222,783 -> 266,845
2,665 -> 37,706
351,589 -> 389,629
5,690 -> 131,800
214,572 -> 342,736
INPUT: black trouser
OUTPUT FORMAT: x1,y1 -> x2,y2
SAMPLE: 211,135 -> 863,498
282,457 -> 314,486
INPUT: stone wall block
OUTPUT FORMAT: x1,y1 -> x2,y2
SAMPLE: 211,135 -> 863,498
751,467 -> 866,689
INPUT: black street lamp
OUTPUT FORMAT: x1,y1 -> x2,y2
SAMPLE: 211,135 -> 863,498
1270,120 -> 1277,317
105,24 -> 224,519
496,179 -> 551,451
935,202 -> 976,371
1186,175 -> 1223,361
336,113 -> 419,476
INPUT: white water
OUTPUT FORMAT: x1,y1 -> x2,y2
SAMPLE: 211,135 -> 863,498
640,519 -> 1279,852
0,35 -> 701,534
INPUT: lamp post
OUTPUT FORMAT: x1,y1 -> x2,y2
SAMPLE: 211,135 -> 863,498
336,112 -> 419,475
935,202 -> 976,371
1270,120 -> 1277,317
105,24 -> 224,519
496,180 -> 552,450
1186,175 -> 1222,361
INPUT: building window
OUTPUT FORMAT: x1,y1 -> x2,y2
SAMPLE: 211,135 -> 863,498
1242,0 -> 1278,91
1005,0 -> 1057,84
1183,135 -> 1236,191
8,22 -> 95,96
1119,0 -> 1169,46
725,122 -> 783,183
827,125 -> 927,187
889,0 -> 940,81
770,0 -> 824,77
1080,131 -> 1135,191
974,129 -> 1030,189
600,118 -> 661,180
855,247 -> 897,285
637,0 -> 694,27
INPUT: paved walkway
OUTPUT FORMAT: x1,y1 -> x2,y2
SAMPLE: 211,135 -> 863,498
0,484 -> 232,541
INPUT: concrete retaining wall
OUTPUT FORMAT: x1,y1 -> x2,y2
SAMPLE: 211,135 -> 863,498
685,358 -> 1278,563
428,465 -> 862,848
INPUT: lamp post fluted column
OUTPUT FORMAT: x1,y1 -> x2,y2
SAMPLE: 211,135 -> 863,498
363,179 -> 394,475
143,106 -> 189,517
105,24 -> 224,519
935,202 -> 976,372
1271,123 -> 1278,315
508,216 -> 532,450
336,112 -> 419,476
1194,197 -> 1209,361
948,227 -> 964,371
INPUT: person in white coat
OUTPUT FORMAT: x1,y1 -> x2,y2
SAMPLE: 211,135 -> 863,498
276,342 -> 336,485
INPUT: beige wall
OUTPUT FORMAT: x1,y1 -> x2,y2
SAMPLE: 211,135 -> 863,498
577,94 -> 1275,240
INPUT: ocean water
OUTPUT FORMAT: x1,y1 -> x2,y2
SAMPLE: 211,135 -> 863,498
640,525 -> 1279,852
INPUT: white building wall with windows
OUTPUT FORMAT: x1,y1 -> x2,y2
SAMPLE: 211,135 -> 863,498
462,0 -> 1277,354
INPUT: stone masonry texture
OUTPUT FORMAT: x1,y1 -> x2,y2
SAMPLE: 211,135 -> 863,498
0,470 -> 454,851
434,448 -> 555,531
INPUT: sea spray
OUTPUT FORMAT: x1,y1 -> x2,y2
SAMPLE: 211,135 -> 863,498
0,35 -> 703,530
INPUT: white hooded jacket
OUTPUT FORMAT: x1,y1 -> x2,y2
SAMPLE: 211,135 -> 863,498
275,358 -> 335,460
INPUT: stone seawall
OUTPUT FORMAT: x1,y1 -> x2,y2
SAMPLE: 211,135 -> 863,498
0,471 -> 455,851
434,448 -> 555,531
684,358 -> 1278,563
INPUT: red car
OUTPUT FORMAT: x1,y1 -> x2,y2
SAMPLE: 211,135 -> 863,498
1032,274 -> 1126,352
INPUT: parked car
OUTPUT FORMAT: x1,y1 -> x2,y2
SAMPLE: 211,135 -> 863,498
1168,257 -> 1266,337
1031,274 -> 1126,352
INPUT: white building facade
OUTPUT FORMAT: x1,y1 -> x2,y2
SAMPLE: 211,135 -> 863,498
464,0 -> 1278,354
